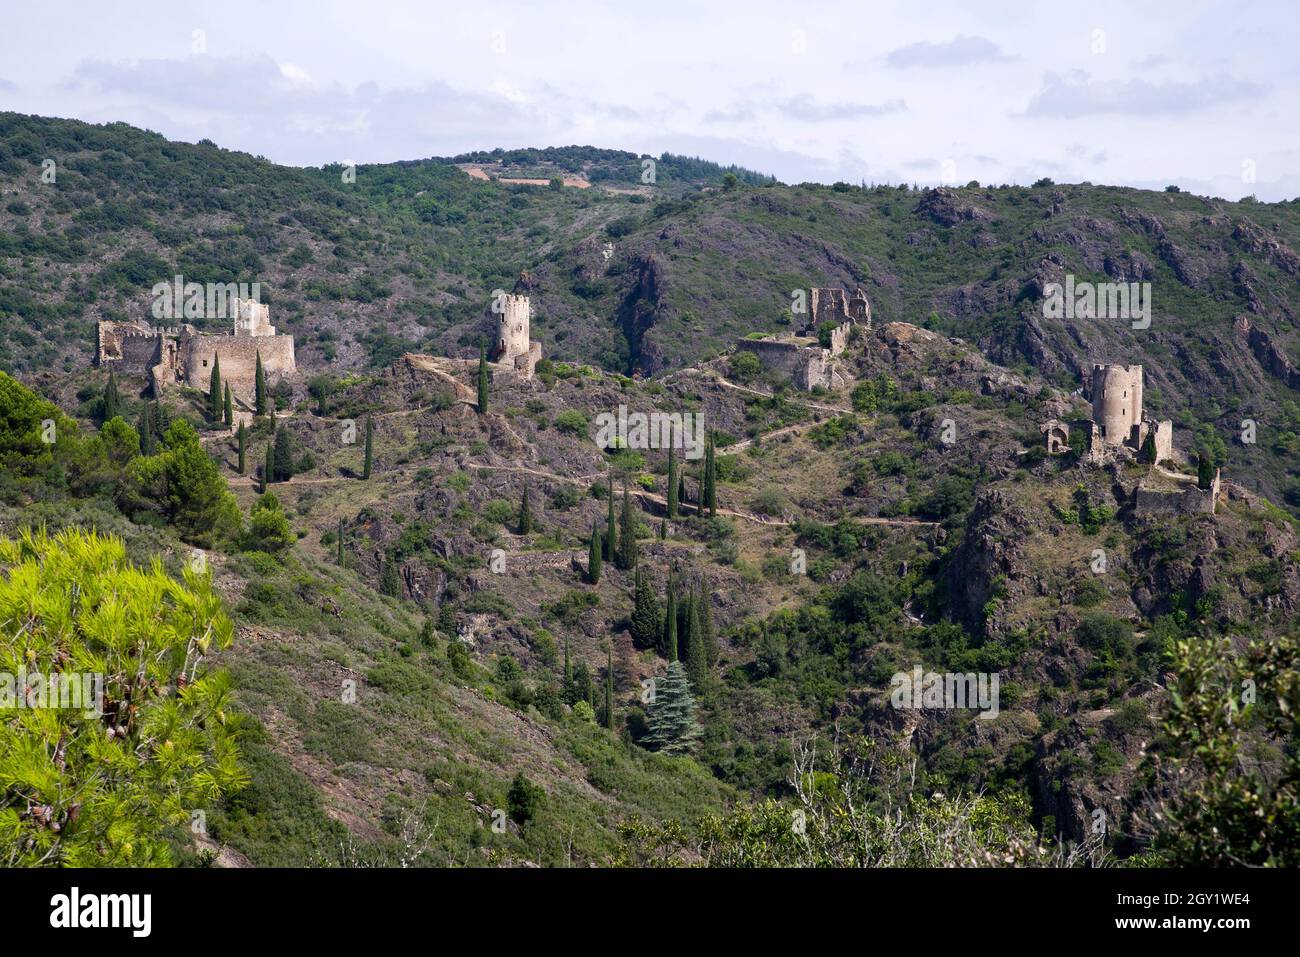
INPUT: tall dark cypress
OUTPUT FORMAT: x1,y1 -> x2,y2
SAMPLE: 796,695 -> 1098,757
663,573 -> 678,662
588,524 -> 602,584
208,354 -> 222,421
618,479 -> 637,571
362,415 -> 374,479
604,644 -> 614,730
704,431 -> 718,517
666,425 -> 679,519
262,443 -> 273,492
518,483 -> 533,535
137,403 -> 156,456
103,372 -> 121,422
684,582 -> 708,688
604,472 -> 617,563
477,342 -> 489,414
273,424 -> 293,483
236,421 -> 247,474
223,382 -> 233,428
254,350 -> 267,417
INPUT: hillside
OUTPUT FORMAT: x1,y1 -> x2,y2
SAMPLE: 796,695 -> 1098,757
4,113 -> 1300,511
2,113 -> 1299,868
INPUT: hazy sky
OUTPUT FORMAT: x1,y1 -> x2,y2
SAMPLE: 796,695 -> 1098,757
1,0 -> 1296,199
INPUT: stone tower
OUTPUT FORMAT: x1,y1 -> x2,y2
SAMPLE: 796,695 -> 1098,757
496,294 -> 531,363
1091,364 -> 1143,444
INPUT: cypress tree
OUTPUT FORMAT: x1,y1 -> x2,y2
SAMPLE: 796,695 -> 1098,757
604,644 -> 615,730
663,573 -> 678,661
208,354 -> 221,421
666,426 -> 679,519
704,430 -> 718,517
588,523 -> 602,584
678,473 -> 688,510
1197,453 -> 1215,490
683,582 -> 708,688
236,421 -> 247,474
262,442 -> 273,492
699,582 -> 718,666
103,372 -> 121,422
641,661 -> 701,754
618,479 -> 637,571
379,556 -> 401,597
477,342 -> 489,414
629,568 -> 661,649
137,403 -> 156,456
223,382 -> 233,428
658,518 -> 666,540
254,351 -> 267,417
362,415 -> 373,479
519,483 -> 533,535
437,602 -> 456,638
273,424 -> 293,483
604,472 -> 617,563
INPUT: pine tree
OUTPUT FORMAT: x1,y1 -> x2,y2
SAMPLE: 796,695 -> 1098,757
666,426 -> 679,519
336,517 -> 345,566
604,644 -> 615,730
704,430 -> 718,517
604,472 -> 617,563
362,415 -> 373,479
641,661 -> 701,755
477,342 -> 489,414
254,351 -> 267,417
223,382 -> 233,428
273,424 -> 294,483
236,421 -> 247,474
663,573 -> 678,661
262,443 -> 273,492
379,556 -> 401,597
103,372 -> 121,422
588,524 -> 602,584
630,568 -> 661,649
208,354 -> 221,421
618,479 -> 637,571
519,483 -> 533,534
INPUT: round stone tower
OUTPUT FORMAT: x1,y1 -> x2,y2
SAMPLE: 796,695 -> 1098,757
1091,364 -> 1143,443
496,294 -> 530,362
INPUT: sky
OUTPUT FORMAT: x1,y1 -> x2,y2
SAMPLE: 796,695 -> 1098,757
1,0 -> 1297,200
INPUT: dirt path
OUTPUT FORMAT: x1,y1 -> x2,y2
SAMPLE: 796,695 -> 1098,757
702,371 -> 854,416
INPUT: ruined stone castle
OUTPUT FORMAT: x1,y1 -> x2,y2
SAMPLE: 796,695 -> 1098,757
735,286 -> 871,390
1041,364 -> 1172,465
1040,364 -> 1218,513
96,298 -> 295,405
493,293 -> 542,379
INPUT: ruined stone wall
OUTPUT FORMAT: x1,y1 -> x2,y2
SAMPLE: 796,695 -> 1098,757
181,333 -> 295,398
1134,469 -> 1219,517
736,338 -> 835,390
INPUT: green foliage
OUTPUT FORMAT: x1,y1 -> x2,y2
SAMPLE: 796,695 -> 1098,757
0,527 -> 247,865
1151,634 -> 1300,866
126,420 -> 241,547
242,492 -> 294,555
641,661 -> 701,755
